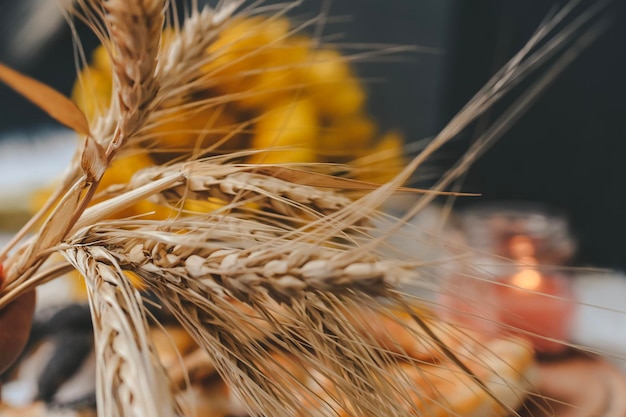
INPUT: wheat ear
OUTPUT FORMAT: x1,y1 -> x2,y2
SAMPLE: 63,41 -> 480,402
64,246 -> 179,417
97,0 -> 165,152
63,216 -> 531,417
159,1 -> 244,93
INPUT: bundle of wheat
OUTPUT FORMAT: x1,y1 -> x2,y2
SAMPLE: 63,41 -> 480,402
0,1 -> 607,416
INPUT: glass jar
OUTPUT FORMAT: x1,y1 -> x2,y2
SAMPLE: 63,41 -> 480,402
440,202 -> 577,353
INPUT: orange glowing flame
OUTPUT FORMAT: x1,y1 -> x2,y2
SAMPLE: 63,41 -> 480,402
510,269 -> 543,291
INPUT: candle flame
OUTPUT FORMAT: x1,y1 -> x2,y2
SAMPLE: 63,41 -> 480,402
510,269 -> 542,291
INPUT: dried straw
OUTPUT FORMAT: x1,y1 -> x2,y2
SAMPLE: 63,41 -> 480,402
0,0 -> 609,416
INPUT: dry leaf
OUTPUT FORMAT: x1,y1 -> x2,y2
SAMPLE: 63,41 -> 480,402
81,136 -> 108,182
28,181 -> 83,264
0,62 -> 90,136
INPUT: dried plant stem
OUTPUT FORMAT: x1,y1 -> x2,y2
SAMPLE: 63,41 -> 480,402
2,0 -> 166,288
0,262 -> 74,310
0,182 -> 67,264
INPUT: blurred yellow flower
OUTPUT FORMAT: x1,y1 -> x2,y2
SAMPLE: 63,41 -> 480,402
54,15 -> 406,221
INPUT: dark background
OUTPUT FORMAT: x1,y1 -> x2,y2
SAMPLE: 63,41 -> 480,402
444,1 -> 626,270
0,0 -> 625,269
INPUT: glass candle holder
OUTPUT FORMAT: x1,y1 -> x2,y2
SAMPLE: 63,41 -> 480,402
441,202 -> 577,354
